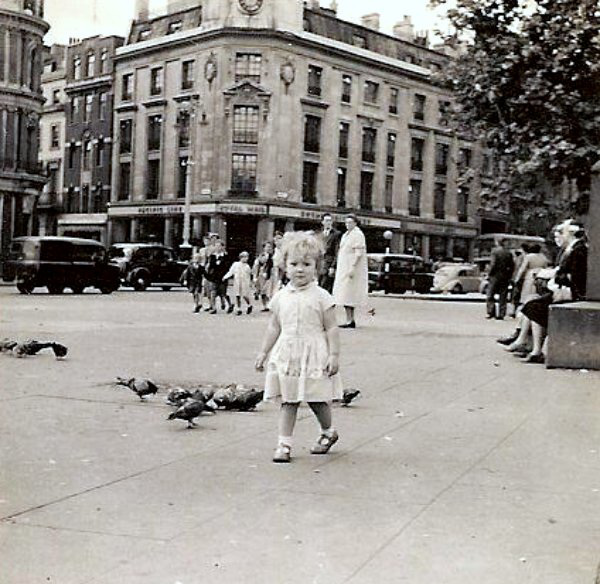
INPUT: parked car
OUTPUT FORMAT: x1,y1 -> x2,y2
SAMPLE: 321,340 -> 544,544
367,253 -> 434,294
108,243 -> 187,291
3,236 -> 121,294
431,263 -> 484,294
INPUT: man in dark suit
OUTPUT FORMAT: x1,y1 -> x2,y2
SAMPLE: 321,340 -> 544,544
486,238 -> 515,320
318,213 -> 341,292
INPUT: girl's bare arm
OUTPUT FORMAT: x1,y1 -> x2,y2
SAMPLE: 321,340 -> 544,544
255,314 -> 281,370
323,306 -> 340,375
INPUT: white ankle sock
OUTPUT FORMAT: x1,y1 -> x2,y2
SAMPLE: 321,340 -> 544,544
322,427 -> 336,438
278,436 -> 293,448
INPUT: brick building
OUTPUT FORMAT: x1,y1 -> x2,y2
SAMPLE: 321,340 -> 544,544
109,0 -> 489,261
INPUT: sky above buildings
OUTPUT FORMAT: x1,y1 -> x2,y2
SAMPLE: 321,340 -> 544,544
44,0 -> 450,44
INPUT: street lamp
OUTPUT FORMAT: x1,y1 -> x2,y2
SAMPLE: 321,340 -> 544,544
178,95 -> 199,256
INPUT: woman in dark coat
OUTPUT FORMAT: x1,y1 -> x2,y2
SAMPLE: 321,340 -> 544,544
509,220 -> 587,363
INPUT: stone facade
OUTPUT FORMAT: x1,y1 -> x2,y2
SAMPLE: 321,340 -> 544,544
108,0 -> 486,260
0,0 -> 48,274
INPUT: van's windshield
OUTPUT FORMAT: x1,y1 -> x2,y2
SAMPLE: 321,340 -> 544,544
367,257 -> 383,271
9,240 -> 37,260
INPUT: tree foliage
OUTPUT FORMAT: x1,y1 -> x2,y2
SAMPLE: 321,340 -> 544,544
431,0 -> 600,227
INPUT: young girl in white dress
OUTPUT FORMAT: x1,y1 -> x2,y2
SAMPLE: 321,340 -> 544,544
255,231 -> 343,463
223,251 -> 253,315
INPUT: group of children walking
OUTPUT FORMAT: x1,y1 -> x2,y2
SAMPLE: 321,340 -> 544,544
181,230 -> 343,464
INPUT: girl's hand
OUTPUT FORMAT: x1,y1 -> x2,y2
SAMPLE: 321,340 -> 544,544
255,352 -> 267,371
325,354 -> 339,377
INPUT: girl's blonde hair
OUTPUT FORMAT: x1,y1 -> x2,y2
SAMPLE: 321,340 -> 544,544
281,231 -> 324,272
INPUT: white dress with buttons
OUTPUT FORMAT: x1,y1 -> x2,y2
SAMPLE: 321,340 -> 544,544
264,281 -> 343,403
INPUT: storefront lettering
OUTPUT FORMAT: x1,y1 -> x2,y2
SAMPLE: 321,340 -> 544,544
219,204 -> 267,215
138,205 -> 185,216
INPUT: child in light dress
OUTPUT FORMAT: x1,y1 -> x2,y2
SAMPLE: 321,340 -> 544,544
255,231 -> 342,463
252,241 -> 275,311
223,251 -> 253,315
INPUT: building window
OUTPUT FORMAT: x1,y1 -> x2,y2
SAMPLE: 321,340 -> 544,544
231,153 -> 257,192
47,167 -> 58,194
68,144 -> 76,169
178,111 -> 190,148
411,137 -> 424,171
434,183 -> 446,219
389,87 -> 399,115
341,74 -> 352,104
84,94 -> 93,123
150,67 -> 163,96
336,167 -> 346,207
439,99 -> 451,127
360,171 -> 374,210
122,73 -> 133,101
100,49 -> 109,74
338,122 -> 349,159
99,91 -> 107,120
86,51 -> 95,77
147,115 -> 162,151
96,138 -> 104,167
435,143 -> 449,175
167,20 -> 183,34
52,89 -> 60,104
118,161 -> 131,200
147,159 -> 160,199
178,156 -> 188,198
458,187 -> 469,222
70,96 -> 80,123
414,94 -> 426,121
308,65 -> 323,97
364,80 -> 379,104
304,115 -> 321,153
181,60 -> 194,90
458,147 -> 472,169
81,184 -> 89,213
233,106 -> 259,144
82,138 -> 91,170
92,185 -> 106,214
302,161 -> 318,203
387,133 -> 396,167
385,175 -> 394,213
50,124 -> 59,149
362,127 -> 377,163
235,53 -> 262,83
73,55 -> 81,80
409,179 -> 421,216
119,119 -> 132,154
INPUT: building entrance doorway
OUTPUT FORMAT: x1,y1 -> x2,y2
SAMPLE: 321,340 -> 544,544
224,215 -> 259,261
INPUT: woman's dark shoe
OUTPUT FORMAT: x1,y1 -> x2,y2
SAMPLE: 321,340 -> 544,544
339,321 -> 356,329
209,308 -> 217,314
227,305 -> 234,314
246,306 -> 253,315
497,330 -> 520,345
522,353 -> 545,364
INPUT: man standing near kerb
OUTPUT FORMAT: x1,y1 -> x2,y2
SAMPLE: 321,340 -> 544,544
486,237 -> 515,320
318,213 -> 341,293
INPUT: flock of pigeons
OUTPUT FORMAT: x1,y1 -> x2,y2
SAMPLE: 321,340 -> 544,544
114,377 -> 361,429
0,338 -> 68,359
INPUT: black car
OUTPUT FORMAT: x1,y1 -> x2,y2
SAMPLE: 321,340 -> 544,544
3,236 -> 121,294
367,253 -> 434,294
108,243 -> 187,291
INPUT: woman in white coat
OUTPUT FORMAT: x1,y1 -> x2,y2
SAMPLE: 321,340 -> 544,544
332,214 -> 368,328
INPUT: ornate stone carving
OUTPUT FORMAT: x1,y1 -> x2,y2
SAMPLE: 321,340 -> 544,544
204,52 -> 217,84
238,0 -> 264,15
280,57 -> 296,91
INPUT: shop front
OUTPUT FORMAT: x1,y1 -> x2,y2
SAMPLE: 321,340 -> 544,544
57,214 -> 108,244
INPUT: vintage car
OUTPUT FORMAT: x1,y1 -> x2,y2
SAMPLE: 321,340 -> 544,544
431,263 -> 485,294
3,236 -> 121,294
367,253 -> 434,294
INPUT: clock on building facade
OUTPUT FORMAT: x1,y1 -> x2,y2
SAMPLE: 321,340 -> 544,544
238,0 -> 264,15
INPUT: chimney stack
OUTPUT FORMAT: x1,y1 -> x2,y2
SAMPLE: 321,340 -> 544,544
135,0 -> 149,21
361,13 -> 380,31
393,15 -> 414,42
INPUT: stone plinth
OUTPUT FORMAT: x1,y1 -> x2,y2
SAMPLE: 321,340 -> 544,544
546,302 -> 600,370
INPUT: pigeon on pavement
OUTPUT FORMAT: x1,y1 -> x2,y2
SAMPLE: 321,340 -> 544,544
167,399 -> 209,428
115,377 -> 159,400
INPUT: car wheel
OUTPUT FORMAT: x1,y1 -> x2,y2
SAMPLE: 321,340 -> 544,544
161,286 -> 172,291
47,284 -> 64,294
17,282 -> 34,294
451,284 -> 463,294
131,271 -> 150,291
99,286 -> 115,294
71,284 -> 85,294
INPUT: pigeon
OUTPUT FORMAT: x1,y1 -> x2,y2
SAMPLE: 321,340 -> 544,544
115,377 -> 158,400
11,339 -> 54,357
212,386 -> 264,411
341,389 -> 361,406
51,343 -> 68,359
189,386 -> 216,403
230,389 -> 264,412
167,399 -> 209,428
212,384 -> 238,408
165,388 -> 192,406
0,339 -> 17,353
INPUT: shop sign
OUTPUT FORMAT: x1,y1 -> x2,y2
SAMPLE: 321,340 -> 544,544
218,203 -> 268,215
138,205 -> 184,216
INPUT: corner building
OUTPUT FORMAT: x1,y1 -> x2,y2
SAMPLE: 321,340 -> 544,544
110,0 -> 481,261
0,0 -> 48,273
